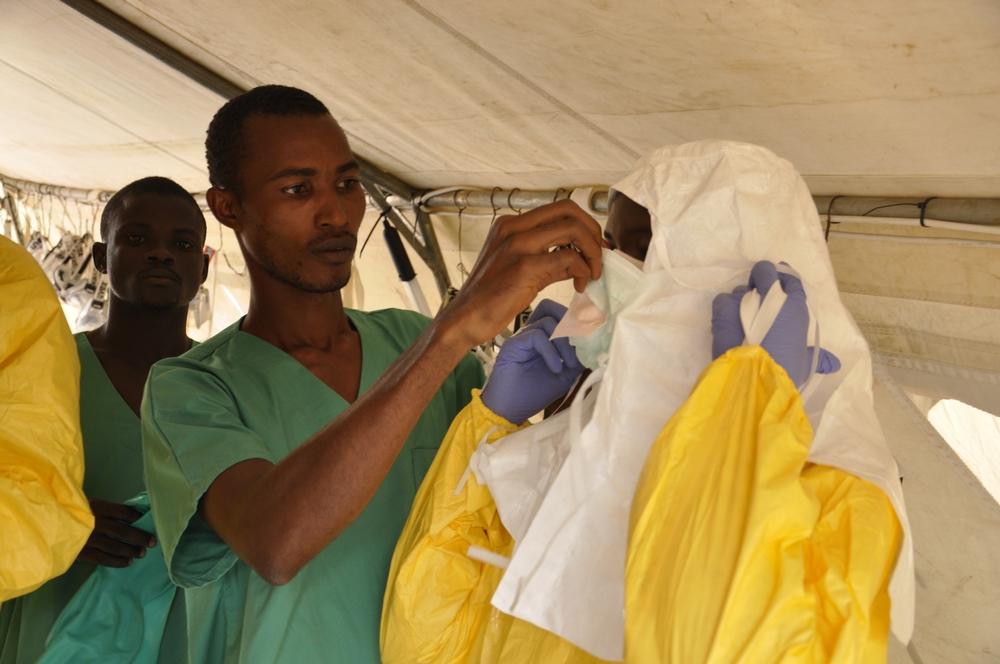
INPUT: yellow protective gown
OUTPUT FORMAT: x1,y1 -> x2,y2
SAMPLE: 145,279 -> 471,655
626,346 -> 901,663
382,391 -> 608,664
0,236 -> 93,602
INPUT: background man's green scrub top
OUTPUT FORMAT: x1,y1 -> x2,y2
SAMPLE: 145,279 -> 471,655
1,334 -> 185,664
142,309 -> 484,664
39,494 -> 178,664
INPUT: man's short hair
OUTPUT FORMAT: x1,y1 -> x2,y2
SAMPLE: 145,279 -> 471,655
205,85 -> 331,191
100,176 -> 205,241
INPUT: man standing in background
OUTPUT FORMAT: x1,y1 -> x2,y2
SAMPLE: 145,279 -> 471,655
1,176 -> 208,663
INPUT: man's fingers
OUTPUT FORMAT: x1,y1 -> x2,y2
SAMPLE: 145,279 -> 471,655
777,270 -> 805,297
78,546 -> 132,568
810,347 -> 842,374
524,315 -> 558,338
445,201 -> 604,346
551,336 -> 582,371
507,218 -> 602,273
528,298 -> 568,325
522,327 -> 565,374
712,292 -> 742,319
493,200 -> 602,246
517,248 -> 594,294
88,532 -> 146,561
489,202 -> 603,283
100,518 -> 155,548
523,313 -> 581,370
749,261 -> 779,295
90,499 -> 143,523
711,292 -> 745,359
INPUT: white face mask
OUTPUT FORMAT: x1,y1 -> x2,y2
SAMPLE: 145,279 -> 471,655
550,249 -> 645,369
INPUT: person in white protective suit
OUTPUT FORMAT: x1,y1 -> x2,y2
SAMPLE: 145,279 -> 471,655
467,141 -> 914,662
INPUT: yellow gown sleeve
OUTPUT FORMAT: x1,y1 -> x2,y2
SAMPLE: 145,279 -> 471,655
382,391 -> 610,664
0,237 -> 93,602
626,345 -> 900,664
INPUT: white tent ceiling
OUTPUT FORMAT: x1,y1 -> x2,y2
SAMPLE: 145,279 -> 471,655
3,2 -> 1000,663
3,0 -> 1000,196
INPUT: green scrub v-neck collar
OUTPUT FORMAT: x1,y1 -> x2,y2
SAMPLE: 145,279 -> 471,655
234,309 -> 375,406
77,332 -> 140,421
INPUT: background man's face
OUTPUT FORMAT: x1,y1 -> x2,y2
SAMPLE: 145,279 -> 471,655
105,194 -> 206,309
604,192 -> 651,262
232,113 -> 366,293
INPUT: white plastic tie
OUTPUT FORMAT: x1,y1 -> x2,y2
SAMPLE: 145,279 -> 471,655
740,263 -> 824,394
467,545 -> 511,569
740,281 -> 788,346
454,425 -> 499,496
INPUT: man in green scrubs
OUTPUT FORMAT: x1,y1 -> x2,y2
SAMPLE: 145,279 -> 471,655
0,177 -> 208,663
141,84 -> 603,663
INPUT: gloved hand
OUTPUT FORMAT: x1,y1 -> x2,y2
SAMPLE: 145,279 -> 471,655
481,299 -> 584,424
712,261 -> 841,386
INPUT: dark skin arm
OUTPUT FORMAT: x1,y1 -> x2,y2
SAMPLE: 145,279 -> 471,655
201,201 -> 603,585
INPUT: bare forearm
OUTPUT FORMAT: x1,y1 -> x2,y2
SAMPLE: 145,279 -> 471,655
205,317 -> 470,582
204,201 -> 605,584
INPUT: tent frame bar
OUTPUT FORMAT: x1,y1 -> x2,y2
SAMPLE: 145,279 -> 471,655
59,0 -> 417,199
61,0 -> 243,100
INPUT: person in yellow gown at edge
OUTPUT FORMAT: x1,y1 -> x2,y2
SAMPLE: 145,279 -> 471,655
0,238 -> 92,604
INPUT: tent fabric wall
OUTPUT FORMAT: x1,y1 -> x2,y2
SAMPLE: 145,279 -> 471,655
872,366 -> 1000,663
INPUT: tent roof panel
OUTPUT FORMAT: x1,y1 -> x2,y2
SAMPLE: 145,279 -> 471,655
0,0 -> 218,190
24,0 -> 983,195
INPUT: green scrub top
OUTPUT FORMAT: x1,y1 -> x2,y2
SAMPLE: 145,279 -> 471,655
39,494 -> 177,664
0,334 -> 187,664
142,308 -> 484,664
1,334 -> 144,663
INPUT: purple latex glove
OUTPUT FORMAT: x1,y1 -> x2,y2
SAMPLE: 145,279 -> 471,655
481,299 -> 584,424
712,261 -> 841,386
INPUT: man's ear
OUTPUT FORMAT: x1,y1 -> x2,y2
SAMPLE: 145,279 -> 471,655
206,187 -> 241,232
92,242 -> 108,274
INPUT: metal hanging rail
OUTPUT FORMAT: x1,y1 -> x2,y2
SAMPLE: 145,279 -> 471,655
1,174 -> 207,208
394,188 -> 610,215
407,187 -> 1000,231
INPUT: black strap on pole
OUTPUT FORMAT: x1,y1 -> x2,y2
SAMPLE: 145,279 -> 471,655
382,219 -> 416,282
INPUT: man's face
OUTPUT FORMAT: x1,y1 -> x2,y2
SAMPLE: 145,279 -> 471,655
102,195 -> 207,309
228,113 -> 366,293
604,192 -> 651,262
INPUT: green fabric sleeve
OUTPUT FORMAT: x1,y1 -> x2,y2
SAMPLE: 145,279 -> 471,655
141,360 -> 275,589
